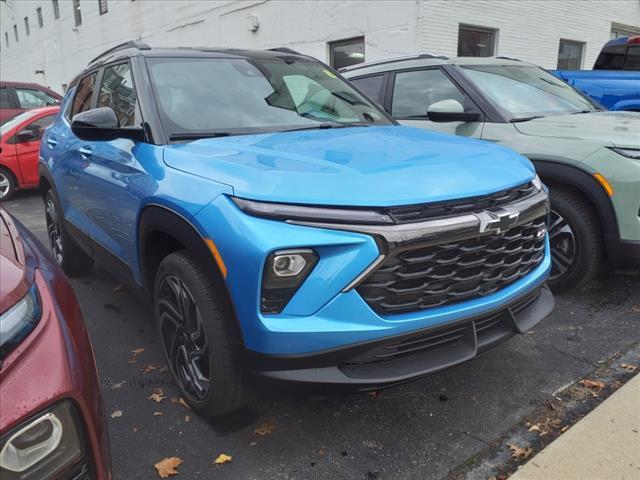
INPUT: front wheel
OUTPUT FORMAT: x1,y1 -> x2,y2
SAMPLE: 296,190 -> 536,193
0,168 -> 17,201
154,251 -> 247,418
44,189 -> 94,276
547,188 -> 603,293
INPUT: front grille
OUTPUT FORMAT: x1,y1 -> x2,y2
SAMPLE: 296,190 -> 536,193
357,218 -> 546,315
387,182 -> 536,224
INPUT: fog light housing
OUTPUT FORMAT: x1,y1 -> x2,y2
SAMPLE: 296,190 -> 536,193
261,249 -> 318,314
0,401 -> 85,479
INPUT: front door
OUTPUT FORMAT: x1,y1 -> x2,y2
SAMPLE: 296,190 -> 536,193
390,68 -> 484,138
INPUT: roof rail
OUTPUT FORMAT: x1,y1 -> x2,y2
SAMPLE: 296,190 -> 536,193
89,40 -> 151,65
267,47 -> 303,55
495,56 -> 522,62
339,53 -> 449,72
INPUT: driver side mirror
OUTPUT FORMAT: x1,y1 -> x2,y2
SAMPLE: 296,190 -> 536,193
71,107 -> 144,142
16,129 -> 39,143
427,99 -> 481,123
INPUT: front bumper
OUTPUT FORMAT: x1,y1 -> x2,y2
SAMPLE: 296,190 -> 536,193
248,285 -> 553,386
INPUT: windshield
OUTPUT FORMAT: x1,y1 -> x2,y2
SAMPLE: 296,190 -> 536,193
147,56 -> 391,139
460,65 -> 599,120
0,110 -> 40,137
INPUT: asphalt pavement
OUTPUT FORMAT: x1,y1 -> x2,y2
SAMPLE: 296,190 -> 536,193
3,189 -> 640,480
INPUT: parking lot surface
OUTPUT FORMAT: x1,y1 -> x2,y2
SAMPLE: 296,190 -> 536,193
4,190 -> 639,480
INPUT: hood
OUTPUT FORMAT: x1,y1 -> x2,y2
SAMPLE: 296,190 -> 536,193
513,112 -> 640,148
0,211 -> 28,314
163,126 -> 534,207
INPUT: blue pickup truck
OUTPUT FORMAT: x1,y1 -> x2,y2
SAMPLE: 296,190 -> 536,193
552,36 -> 640,111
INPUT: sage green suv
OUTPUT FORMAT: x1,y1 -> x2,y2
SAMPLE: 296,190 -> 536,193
343,56 -> 640,292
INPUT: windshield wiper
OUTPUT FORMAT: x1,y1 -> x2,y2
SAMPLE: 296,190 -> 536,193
509,115 -> 545,123
280,122 -> 369,133
571,110 -> 595,115
169,132 -> 232,141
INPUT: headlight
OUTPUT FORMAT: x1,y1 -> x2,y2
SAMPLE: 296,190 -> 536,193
232,197 -> 393,225
532,174 -> 543,191
609,147 -> 640,159
0,284 -> 41,359
0,401 -> 86,479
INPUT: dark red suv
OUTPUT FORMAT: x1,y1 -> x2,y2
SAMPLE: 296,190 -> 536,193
0,82 -> 62,125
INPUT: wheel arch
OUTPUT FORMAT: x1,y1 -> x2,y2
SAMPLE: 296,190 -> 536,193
531,159 -> 618,259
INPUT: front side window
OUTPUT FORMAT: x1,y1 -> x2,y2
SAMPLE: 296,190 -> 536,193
329,37 -> 365,69
16,88 -> 59,108
458,25 -> 496,57
147,57 -> 389,139
71,73 -> 97,117
557,39 -> 584,70
391,69 -> 465,118
21,114 -> 56,141
461,65 -> 597,120
97,63 -> 139,127
350,74 -> 385,106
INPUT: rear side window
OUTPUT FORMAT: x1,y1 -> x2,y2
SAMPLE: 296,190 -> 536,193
391,69 -> 465,118
350,75 -> 385,106
71,73 -> 97,118
15,88 -> 59,108
624,46 -> 640,70
97,62 -> 140,127
594,45 -> 627,70
0,87 -> 12,108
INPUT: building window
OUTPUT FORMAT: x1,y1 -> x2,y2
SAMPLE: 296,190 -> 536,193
610,22 -> 640,39
52,0 -> 60,20
73,0 -> 82,26
13,24 -> 18,42
37,7 -> 44,27
24,17 -> 30,36
557,39 -> 584,70
458,25 -> 496,57
99,0 -> 108,15
329,37 -> 365,69
4,32 -> 8,47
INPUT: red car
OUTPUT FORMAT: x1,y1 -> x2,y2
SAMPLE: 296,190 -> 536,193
0,82 -> 61,126
0,208 -> 111,479
0,107 -> 59,201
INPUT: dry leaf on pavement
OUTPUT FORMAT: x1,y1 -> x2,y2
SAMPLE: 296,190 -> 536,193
131,348 -> 145,355
214,453 -> 232,465
184,415 -> 191,422
153,411 -> 163,416
141,364 -> 159,374
148,388 -> 166,403
255,419 -> 275,436
508,443 -> 533,460
110,410 -> 123,419
620,363 -> 638,372
110,380 -> 126,390
171,397 -> 191,410
580,379 -> 605,391
154,457 -> 183,478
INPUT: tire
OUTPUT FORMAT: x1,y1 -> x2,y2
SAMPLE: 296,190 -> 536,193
154,250 -> 247,418
547,187 -> 603,293
0,167 -> 17,201
44,189 -> 94,276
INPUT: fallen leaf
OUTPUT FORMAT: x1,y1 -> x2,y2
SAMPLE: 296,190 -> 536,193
184,415 -> 191,422
113,283 -> 124,292
366,391 -> 381,398
214,453 -> 232,465
160,366 -> 170,373
153,411 -> 163,416
110,410 -> 123,419
528,424 -> 541,433
132,427 -> 138,433
508,443 -> 533,460
249,441 -> 257,447
154,457 -> 183,478
561,425 -> 569,432
580,379 -> 605,391
171,397 -> 191,410
141,364 -> 159,374
111,380 -> 127,390
127,359 -> 138,364
318,447 -> 326,456
131,348 -> 145,355
148,388 -> 166,403
254,419 -> 275,436
621,363 -> 638,372
631,304 -> 640,313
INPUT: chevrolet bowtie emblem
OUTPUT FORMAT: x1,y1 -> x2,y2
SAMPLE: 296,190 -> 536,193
476,209 -> 520,234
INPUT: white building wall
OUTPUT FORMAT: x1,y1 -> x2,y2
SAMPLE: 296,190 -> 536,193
0,0 -> 638,95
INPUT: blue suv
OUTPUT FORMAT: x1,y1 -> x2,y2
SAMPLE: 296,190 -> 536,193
39,42 -> 553,417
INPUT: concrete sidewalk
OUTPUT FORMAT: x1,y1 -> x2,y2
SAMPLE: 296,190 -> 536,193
511,374 -> 640,480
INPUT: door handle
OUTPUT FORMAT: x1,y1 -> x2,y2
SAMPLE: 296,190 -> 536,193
46,138 -> 58,147
78,146 -> 92,158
